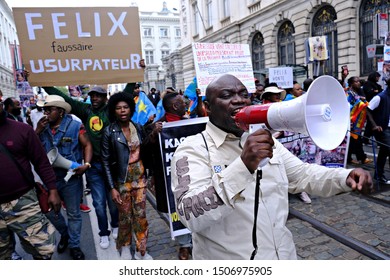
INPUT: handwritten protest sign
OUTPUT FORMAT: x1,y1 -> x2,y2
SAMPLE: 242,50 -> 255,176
269,67 -> 293,88
192,43 -> 255,94
13,7 -> 143,86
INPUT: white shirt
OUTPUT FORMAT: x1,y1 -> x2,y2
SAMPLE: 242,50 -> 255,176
171,121 -> 352,260
368,95 -> 390,127
30,108 -> 44,130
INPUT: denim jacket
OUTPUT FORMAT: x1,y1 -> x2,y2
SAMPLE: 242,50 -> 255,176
40,114 -> 83,178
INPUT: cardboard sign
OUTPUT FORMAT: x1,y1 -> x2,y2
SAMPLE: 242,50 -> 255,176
13,7 -> 143,86
192,43 -> 256,94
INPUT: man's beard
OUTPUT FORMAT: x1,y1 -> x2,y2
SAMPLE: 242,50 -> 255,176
11,108 -> 21,116
0,110 -> 6,125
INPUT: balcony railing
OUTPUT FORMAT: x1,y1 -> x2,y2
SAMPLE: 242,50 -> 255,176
248,1 -> 261,14
221,17 -> 231,28
206,26 -> 214,35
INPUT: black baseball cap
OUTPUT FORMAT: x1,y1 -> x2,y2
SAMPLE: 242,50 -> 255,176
88,86 -> 107,96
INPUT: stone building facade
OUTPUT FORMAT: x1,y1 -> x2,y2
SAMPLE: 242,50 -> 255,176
0,0 -> 18,99
140,2 -> 181,93
166,0 -> 386,90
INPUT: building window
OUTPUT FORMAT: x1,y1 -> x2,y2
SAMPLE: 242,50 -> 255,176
252,32 -> 265,80
360,0 -> 390,76
312,5 -> 338,77
278,21 -> 295,66
206,0 -> 213,27
175,28 -> 181,38
223,0 -> 230,18
143,27 -> 152,37
193,3 -> 199,35
161,50 -> 170,58
145,50 -> 154,64
159,27 -> 168,38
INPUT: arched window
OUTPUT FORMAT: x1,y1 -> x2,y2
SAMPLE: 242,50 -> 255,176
360,0 -> 390,76
252,32 -> 265,80
278,21 -> 295,65
312,5 -> 338,77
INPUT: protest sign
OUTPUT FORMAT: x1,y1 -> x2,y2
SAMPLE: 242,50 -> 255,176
159,117 -> 208,238
192,43 -> 255,94
13,7 -> 143,86
269,67 -> 293,88
307,36 -> 329,61
278,132 -> 348,168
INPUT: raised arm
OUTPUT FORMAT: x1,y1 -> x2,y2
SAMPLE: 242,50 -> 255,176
43,86 -> 89,121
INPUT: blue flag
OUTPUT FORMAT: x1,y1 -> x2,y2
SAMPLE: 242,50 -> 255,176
155,99 -> 165,121
184,77 -> 198,113
131,91 -> 157,125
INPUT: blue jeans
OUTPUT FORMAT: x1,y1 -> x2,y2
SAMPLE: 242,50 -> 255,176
56,175 -> 83,248
45,210 -> 68,238
176,233 -> 192,248
86,161 -> 118,236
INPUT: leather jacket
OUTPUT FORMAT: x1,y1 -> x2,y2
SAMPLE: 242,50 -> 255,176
101,121 -> 148,190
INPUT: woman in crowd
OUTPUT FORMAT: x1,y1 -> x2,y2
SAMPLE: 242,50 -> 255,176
101,92 -> 152,260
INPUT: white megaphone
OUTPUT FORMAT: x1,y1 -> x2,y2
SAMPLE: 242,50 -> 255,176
235,75 -> 349,166
47,147 -> 81,182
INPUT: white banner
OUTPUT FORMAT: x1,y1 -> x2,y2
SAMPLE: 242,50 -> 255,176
192,43 -> 256,94
269,67 -> 293,88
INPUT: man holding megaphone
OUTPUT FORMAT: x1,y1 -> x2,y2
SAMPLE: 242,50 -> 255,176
171,74 -> 373,260
35,95 -> 93,260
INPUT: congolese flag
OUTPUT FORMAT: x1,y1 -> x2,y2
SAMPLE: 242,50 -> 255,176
155,99 -> 165,121
349,99 -> 368,139
131,91 -> 157,125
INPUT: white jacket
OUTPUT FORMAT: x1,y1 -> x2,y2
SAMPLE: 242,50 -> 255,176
171,122 -> 352,260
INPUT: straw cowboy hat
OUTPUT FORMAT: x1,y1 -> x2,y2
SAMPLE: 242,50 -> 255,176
260,86 -> 286,101
37,95 -> 71,113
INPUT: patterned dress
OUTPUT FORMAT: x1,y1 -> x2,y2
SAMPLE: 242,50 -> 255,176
115,122 -> 148,254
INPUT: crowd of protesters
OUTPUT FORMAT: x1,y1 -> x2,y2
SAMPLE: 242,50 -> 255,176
2,65 -> 387,260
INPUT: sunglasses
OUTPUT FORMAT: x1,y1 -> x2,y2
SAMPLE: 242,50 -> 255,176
43,107 -> 58,113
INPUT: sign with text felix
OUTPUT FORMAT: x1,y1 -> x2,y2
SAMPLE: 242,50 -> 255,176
13,7 -> 143,86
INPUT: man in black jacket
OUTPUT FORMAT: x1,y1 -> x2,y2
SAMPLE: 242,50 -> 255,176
363,72 -> 382,143
148,88 -> 160,107
366,77 -> 390,184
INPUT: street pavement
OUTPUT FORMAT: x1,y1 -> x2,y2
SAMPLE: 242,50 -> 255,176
16,190 -> 180,260
85,191 -> 180,260
16,143 -> 389,260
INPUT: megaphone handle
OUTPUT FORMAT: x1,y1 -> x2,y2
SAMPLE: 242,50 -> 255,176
249,123 -> 271,169
64,170 -> 75,183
